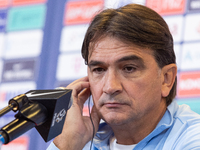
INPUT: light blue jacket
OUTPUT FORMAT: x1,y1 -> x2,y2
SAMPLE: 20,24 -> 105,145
47,101 -> 200,150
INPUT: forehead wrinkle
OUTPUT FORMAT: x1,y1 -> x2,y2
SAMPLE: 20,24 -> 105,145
117,55 -> 143,63
88,60 -> 106,68
88,38 -> 132,59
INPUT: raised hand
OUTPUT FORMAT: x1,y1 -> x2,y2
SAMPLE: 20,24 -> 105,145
53,76 -> 100,150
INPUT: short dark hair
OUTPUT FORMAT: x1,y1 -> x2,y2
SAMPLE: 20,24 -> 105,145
81,4 -> 176,106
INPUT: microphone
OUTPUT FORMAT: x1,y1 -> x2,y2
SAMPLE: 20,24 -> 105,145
0,94 -> 29,117
0,89 -> 72,144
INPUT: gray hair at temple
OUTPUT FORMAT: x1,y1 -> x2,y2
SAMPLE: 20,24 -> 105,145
81,3 -> 177,106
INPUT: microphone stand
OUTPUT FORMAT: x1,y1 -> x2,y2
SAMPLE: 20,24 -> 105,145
0,89 -> 72,144
0,101 -> 48,144
0,94 -> 28,117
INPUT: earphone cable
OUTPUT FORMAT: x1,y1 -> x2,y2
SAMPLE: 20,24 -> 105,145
88,95 -> 95,150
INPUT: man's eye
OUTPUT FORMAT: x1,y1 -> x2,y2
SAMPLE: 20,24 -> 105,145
93,68 -> 105,73
123,66 -> 136,73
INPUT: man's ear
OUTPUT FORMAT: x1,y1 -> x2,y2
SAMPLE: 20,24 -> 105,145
161,64 -> 177,98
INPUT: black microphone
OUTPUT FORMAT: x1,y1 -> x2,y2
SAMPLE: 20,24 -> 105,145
0,89 -> 72,144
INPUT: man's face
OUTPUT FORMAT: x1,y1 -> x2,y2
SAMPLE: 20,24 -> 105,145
87,36 -> 167,127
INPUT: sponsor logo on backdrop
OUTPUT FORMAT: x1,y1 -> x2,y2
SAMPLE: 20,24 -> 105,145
180,42 -> 200,71
60,25 -> 88,52
7,5 -> 46,31
2,59 -> 36,82
183,13 -> 200,41
12,0 -> 47,6
0,0 -> 10,8
64,0 -> 104,25
3,30 -> 43,59
177,71 -> 200,98
1,136 -> 29,150
56,53 -> 87,80
0,11 -> 7,32
163,15 -> 183,42
188,0 -> 200,12
146,0 -> 185,15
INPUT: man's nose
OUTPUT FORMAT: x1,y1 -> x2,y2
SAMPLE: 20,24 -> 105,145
103,70 -> 122,95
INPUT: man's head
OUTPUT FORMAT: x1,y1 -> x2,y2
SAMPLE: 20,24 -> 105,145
82,4 -> 176,106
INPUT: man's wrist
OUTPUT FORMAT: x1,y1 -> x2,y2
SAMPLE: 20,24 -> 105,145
53,134 -> 85,150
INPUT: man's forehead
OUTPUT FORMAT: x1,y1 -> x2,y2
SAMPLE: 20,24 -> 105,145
88,44 -> 154,64
89,36 -> 131,50
88,36 -> 154,58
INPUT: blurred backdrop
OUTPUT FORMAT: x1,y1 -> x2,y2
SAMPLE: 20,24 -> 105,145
0,0 -> 199,149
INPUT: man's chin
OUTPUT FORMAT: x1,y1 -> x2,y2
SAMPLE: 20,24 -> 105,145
102,115 -> 127,126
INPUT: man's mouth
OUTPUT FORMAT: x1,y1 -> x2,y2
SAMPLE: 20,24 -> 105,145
103,102 -> 125,108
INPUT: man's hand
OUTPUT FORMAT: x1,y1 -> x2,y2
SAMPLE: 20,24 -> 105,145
53,76 -> 100,150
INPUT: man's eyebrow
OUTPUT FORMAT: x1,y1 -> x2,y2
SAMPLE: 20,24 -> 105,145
88,60 -> 105,68
117,55 -> 144,65
88,55 -> 145,67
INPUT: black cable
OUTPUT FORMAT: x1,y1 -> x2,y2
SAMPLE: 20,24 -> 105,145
88,95 -> 95,150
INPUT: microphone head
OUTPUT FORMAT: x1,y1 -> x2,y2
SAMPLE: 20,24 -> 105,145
25,89 -> 72,142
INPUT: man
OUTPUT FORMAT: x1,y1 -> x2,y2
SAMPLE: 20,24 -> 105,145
47,4 -> 200,150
